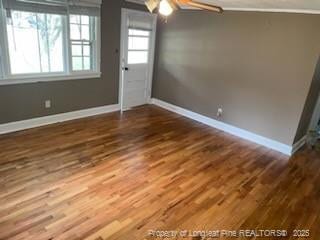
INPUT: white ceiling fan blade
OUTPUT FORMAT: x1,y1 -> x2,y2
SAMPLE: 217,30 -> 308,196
145,0 -> 160,12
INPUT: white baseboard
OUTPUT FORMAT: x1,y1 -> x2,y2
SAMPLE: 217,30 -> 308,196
1,99 -> 304,156
151,98 -> 294,156
292,135 -> 307,154
0,104 -> 120,135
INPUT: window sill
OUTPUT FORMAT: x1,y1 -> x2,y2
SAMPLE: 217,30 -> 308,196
0,72 -> 102,86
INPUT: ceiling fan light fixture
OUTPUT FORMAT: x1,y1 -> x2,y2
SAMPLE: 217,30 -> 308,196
159,0 -> 173,16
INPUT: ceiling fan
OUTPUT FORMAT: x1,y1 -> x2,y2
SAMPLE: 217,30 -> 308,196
145,0 -> 223,16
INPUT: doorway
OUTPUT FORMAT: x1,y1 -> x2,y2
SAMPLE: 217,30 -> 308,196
309,94 -> 320,132
119,9 -> 157,111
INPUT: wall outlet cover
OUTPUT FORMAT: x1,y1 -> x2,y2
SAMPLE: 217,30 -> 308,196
45,100 -> 51,109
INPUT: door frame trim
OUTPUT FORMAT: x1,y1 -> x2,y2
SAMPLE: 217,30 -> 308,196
119,8 -> 157,111
309,93 -> 320,131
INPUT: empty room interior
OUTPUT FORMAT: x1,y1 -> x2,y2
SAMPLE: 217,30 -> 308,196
1,0 -> 320,239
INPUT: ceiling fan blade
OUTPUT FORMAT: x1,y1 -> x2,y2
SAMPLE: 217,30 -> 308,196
188,1 -> 223,13
169,0 -> 181,10
145,0 -> 160,13
178,0 -> 223,13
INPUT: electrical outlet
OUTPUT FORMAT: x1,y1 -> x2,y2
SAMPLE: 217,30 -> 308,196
45,100 -> 51,109
217,108 -> 223,117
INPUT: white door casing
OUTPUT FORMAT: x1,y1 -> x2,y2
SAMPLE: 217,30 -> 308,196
309,93 -> 320,131
119,9 -> 157,111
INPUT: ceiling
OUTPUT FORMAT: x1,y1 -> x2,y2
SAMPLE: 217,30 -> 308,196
127,0 -> 320,13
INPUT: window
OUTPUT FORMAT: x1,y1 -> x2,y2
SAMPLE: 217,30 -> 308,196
6,11 -> 64,74
0,47 -> 3,78
127,28 -> 150,64
0,0 -> 101,84
0,56 -> 3,78
70,15 -> 95,71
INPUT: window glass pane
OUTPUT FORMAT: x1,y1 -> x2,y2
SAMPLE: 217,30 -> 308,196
81,25 -> 90,40
129,29 -> 150,36
7,12 -> 40,74
7,11 -> 64,74
83,45 -> 90,56
0,55 -> 3,78
38,14 -> 49,72
81,15 -> 89,25
70,24 -> 81,40
47,14 -> 64,72
83,57 -> 90,70
72,44 -> 82,56
72,57 -> 83,71
70,15 -> 80,24
128,51 -> 148,64
128,37 -> 149,50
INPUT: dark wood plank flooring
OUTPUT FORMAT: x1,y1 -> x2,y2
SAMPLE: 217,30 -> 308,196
0,105 -> 319,240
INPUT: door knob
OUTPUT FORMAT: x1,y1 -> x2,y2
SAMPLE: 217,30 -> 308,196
123,67 -> 129,71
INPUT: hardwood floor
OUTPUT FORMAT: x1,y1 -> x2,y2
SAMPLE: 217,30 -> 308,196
0,105 -> 319,240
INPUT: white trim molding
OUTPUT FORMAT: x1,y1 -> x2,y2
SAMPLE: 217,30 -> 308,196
292,135 -> 307,155
309,94 -> 320,131
0,99 -> 306,156
0,72 -> 101,86
223,8 -> 320,15
151,98 -> 296,156
0,104 -> 120,135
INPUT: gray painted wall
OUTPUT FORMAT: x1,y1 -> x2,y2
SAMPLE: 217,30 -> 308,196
1,2 -> 320,147
152,11 -> 320,145
0,0 -> 146,124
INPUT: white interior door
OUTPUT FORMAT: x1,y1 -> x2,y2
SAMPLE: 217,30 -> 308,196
119,9 -> 157,111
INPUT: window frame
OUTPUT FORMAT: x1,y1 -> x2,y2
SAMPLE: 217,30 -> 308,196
0,8 -> 101,85
0,39 -> 3,79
